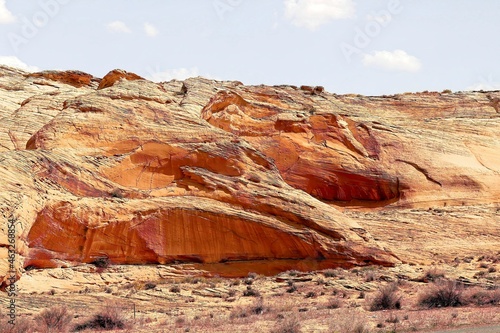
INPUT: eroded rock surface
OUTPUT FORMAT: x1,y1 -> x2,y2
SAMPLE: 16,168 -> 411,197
1,66 -> 499,288
0,66 -> 403,288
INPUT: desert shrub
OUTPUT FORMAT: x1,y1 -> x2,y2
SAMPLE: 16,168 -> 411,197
418,279 -> 463,308
144,282 -> 156,290
463,287 -> 500,306
385,313 -> 399,324
329,310 -> 369,333
230,299 -> 267,319
479,262 -> 489,269
286,281 -> 297,293
369,283 -> 402,311
272,316 -> 301,333
0,317 -> 36,333
74,304 -> 126,331
243,286 -> 260,297
326,298 -> 342,309
35,306 -> 72,333
322,269 -> 337,278
182,276 -> 202,284
169,285 -> 181,293
364,270 -> 377,282
419,267 -> 445,282
316,278 -> 326,285
91,257 -> 110,269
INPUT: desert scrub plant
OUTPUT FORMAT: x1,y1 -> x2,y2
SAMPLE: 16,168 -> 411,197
419,267 -> 446,282
322,269 -> 337,278
0,317 -> 38,333
369,283 -> 402,311
271,316 -> 301,333
243,286 -> 260,297
329,310 -> 369,333
169,285 -> 181,293
35,306 -> 72,333
418,279 -> 463,308
463,287 -> 500,306
285,270 -> 300,277
91,256 -> 110,270
144,282 -> 156,290
325,297 -> 342,309
73,303 -> 128,331
286,281 -> 297,293
0,317 -> 36,333
230,298 -> 267,319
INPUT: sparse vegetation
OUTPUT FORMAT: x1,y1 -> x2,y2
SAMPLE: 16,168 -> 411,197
74,304 -> 127,331
0,317 -> 36,333
418,279 -> 463,308
463,287 -> 500,306
322,269 -> 337,278
243,286 -> 260,297
3,261 -> 500,333
91,257 -> 110,269
35,306 -> 73,333
286,281 -> 297,293
230,298 -> 267,319
369,283 -> 402,311
272,316 -> 301,333
419,267 -> 446,282
144,282 -> 156,290
326,298 -> 342,309
169,285 -> 181,293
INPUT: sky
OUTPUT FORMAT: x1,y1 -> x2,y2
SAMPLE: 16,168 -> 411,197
0,0 -> 499,95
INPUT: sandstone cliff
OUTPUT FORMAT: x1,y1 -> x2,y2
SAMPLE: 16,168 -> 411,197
1,66 -> 499,288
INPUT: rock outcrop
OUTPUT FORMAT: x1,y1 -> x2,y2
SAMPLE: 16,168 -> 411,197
1,66 -> 499,288
0,67 -> 400,288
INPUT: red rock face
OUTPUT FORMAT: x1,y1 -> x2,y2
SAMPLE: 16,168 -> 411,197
27,70 -> 99,88
97,69 -> 144,90
201,89 -> 400,203
1,67 -> 499,287
201,87 -> 500,207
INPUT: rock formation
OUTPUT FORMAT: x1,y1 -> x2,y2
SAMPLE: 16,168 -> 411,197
1,65 -> 499,288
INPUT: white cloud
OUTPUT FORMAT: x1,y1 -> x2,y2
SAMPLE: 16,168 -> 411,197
284,0 -> 355,30
0,56 -> 39,72
0,0 -> 15,24
144,22 -> 158,37
107,21 -> 131,33
362,50 -> 422,72
147,67 -> 200,82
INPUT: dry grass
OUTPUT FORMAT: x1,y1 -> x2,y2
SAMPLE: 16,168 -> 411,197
74,302 -> 129,331
419,267 -> 446,282
0,317 -> 36,333
35,306 -> 73,333
368,283 -> 402,311
418,279 -> 464,308
9,258 -> 500,333
271,316 -> 301,333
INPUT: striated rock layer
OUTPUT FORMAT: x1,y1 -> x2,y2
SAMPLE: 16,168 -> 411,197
1,66 -> 499,287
